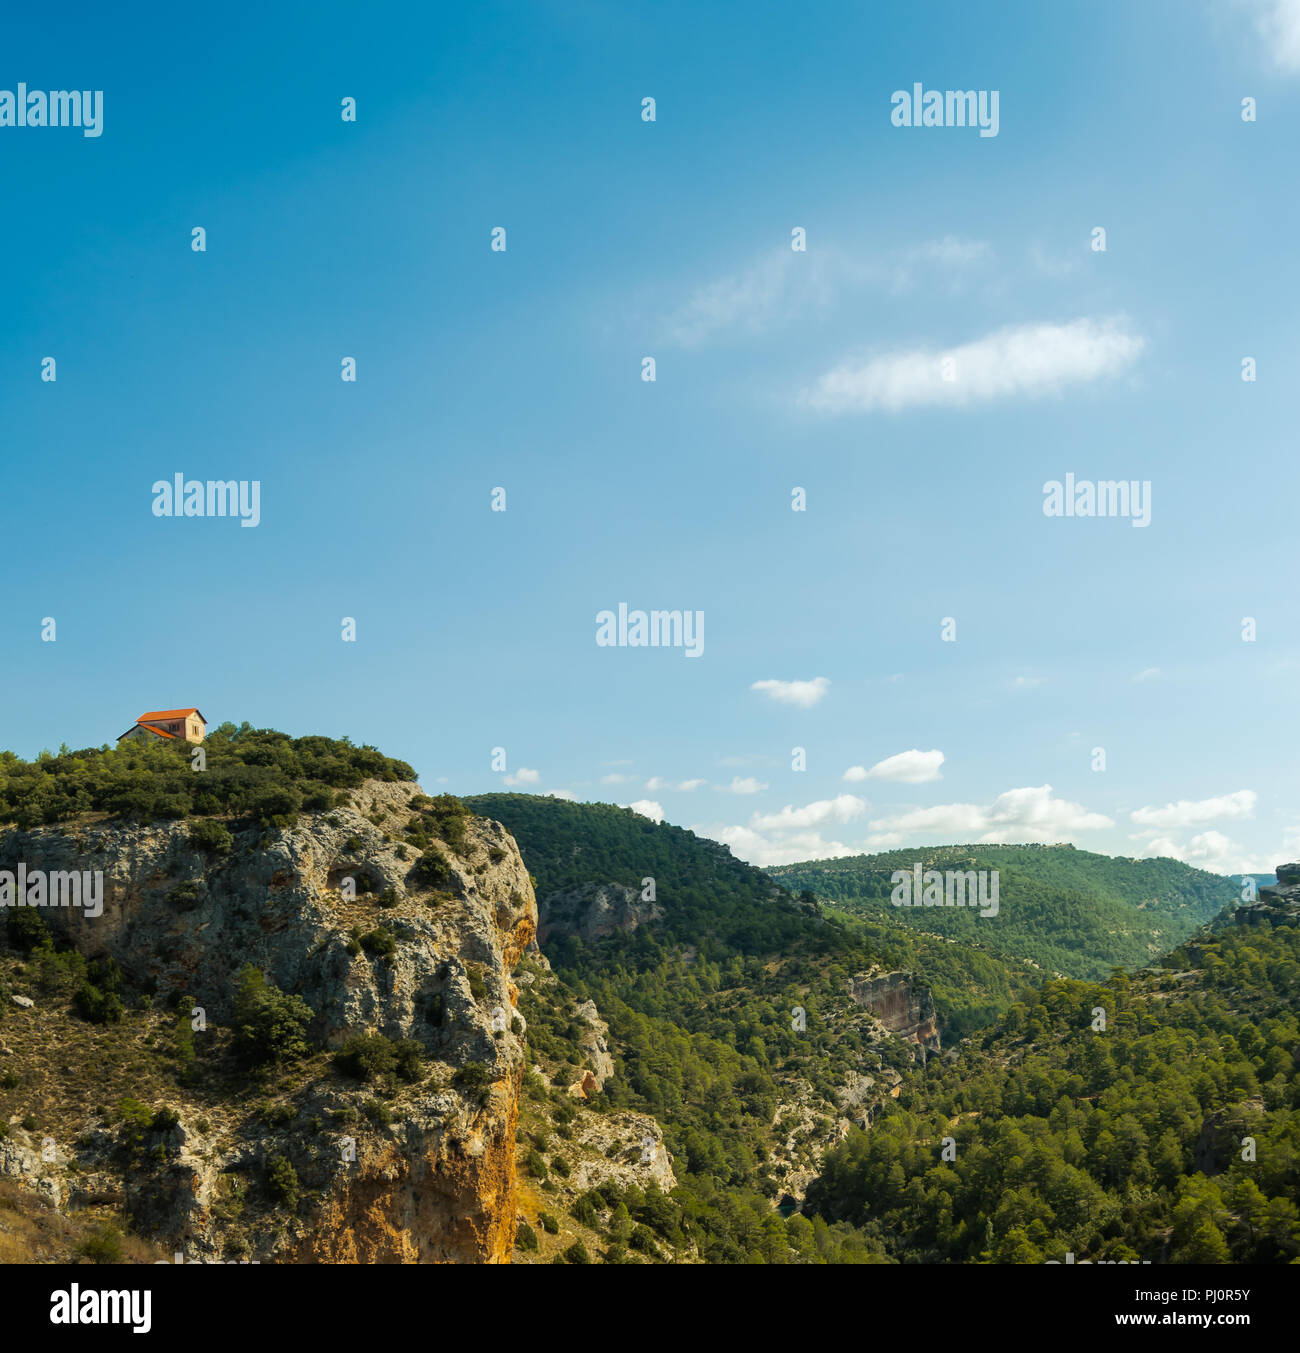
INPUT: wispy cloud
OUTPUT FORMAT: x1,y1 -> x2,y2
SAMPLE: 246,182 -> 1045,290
751,676 -> 830,708
803,316 -> 1144,414
626,799 -> 664,822
645,776 -> 706,792
1132,667 -> 1162,683
660,238 -> 989,348
724,776 -> 769,795
503,767 -> 540,786
1246,0 -> 1300,71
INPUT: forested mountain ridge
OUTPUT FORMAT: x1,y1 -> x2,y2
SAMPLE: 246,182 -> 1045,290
804,866 -> 1300,1264
767,844 -> 1239,981
463,795 -> 1046,1246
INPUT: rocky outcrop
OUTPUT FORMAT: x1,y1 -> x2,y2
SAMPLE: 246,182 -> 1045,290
1238,862 -> 1300,926
0,780 -> 536,1264
849,969 -> 941,1059
570,1110 -> 676,1194
535,882 -> 662,946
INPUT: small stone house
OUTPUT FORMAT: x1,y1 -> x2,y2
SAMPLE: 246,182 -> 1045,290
117,708 -> 207,746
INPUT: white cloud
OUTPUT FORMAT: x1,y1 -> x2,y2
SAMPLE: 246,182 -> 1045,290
645,776 -> 706,792
503,767 -> 540,786
1132,667 -> 1162,683
1249,0 -> 1300,71
1013,675 -> 1044,689
601,772 -> 634,784
847,749 -> 945,784
1134,830 -> 1268,876
705,794 -> 866,867
546,789 -> 577,801
710,823 -> 858,868
725,776 -> 769,795
869,784 -> 1113,843
626,799 -> 664,823
751,795 -> 867,832
750,676 -> 830,708
1130,790 -> 1257,829
804,316 -> 1144,414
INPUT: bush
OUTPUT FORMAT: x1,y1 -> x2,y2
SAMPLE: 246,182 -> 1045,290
189,820 -> 234,855
266,1154 -> 299,1209
413,847 -> 454,890
73,982 -> 124,1025
334,1033 -> 424,1084
562,1240 -> 592,1264
537,1211 -> 560,1235
515,1218 -> 538,1252
5,907 -> 49,954
77,1223 -> 125,1264
230,966 -> 314,1066
525,1149 -> 548,1179
150,1106 -> 180,1132
452,1062 -> 493,1105
357,928 -> 397,962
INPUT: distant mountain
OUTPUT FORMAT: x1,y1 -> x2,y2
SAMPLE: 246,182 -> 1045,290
766,843 -> 1239,981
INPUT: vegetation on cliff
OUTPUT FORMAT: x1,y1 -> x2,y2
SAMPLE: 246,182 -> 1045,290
0,724 -> 415,829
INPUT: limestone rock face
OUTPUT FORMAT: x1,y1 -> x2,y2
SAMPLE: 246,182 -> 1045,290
535,881 -> 662,946
0,780 -> 537,1264
849,969 -> 941,1059
570,1110 -> 676,1194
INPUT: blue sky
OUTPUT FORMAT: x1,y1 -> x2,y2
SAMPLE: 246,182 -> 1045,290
2,0 -> 1299,873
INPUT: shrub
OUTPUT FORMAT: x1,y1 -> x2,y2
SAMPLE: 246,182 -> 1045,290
362,1099 -> 392,1127
230,966 -> 314,1066
357,928 -> 397,962
170,881 -> 203,908
515,1218 -> 538,1252
266,1154 -> 299,1209
562,1240 -> 591,1264
77,1223 -> 125,1264
5,907 -> 49,954
189,820 -> 234,855
525,1149 -> 548,1179
452,1062 -> 492,1105
537,1211 -> 560,1234
73,982 -> 124,1025
413,847 -> 454,890
334,1032 -> 422,1083
150,1106 -> 180,1132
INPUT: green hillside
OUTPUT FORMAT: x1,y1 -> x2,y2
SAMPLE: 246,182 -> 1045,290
805,894 -> 1300,1263
768,844 -> 1239,981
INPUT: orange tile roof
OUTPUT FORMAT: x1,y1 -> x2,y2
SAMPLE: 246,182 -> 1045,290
137,708 -> 204,722
117,723 -> 177,741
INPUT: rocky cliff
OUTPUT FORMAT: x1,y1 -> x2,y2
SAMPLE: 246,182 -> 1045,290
0,781 -> 537,1263
849,969 -> 941,1060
